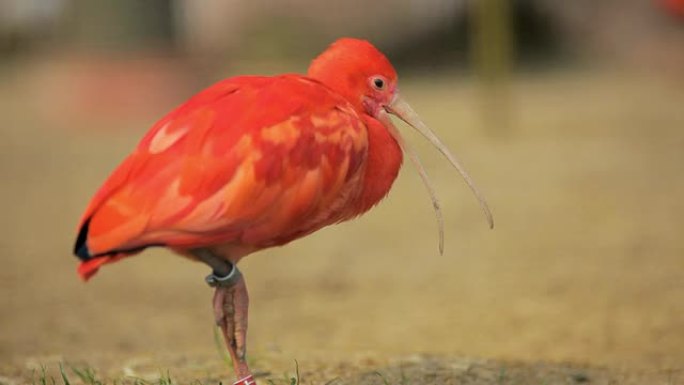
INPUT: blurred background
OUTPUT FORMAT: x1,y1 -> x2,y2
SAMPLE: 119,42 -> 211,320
1,0 -> 684,378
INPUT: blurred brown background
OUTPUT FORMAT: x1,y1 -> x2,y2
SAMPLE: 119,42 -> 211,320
1,0 -> 683,379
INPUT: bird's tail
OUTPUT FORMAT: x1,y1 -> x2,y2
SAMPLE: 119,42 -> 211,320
73,216 -> 140,281
78,256 -> 114,281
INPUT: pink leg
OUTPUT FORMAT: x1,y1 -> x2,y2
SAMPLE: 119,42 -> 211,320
213,274 -> 254,385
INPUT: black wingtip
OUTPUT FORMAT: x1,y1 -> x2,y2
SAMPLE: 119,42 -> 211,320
74,217 -> 92,261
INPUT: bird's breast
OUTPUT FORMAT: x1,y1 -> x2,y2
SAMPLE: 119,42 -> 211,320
349,115 -> 403,216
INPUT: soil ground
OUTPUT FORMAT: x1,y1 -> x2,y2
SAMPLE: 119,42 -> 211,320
1,67 -> 683,384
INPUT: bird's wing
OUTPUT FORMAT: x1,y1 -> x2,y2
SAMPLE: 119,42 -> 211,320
75,75 -> 368,262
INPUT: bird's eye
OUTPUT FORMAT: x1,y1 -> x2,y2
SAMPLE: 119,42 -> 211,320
371,76 -> 386,90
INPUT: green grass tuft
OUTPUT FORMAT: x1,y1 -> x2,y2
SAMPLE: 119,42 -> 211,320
34,365 -> 55,385
373,371 -> 391,385
29,364 -> 187,385
59,364 -> 71,385
71,366 -> 104,385
292,359 -> 300,385
497,368 -> 507,384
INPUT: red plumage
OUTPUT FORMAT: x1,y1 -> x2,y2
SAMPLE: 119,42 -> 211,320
75,55 -> 403,279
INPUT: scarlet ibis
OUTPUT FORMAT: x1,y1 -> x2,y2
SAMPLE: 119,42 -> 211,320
73,38 -> 492,385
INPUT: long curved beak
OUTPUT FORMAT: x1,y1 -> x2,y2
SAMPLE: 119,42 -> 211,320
385,95 -> 494,231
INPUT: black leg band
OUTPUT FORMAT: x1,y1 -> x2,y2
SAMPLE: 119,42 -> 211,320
191,248 -> 242,288
205,264 -> 242,287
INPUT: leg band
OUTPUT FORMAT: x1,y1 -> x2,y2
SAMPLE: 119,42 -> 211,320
205,264 -> 242,287
233,374 -> 256,385
191,248 -> 242,288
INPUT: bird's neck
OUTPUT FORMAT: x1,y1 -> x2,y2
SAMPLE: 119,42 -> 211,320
307,69 -> 366,113
352,115 -> 403,215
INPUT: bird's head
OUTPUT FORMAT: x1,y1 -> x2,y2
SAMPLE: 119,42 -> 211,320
308,38 -> 397,117
309,38 -> 493,252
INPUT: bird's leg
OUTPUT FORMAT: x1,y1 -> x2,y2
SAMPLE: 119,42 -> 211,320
212,272 -> 252,384
193,249 -> 254,385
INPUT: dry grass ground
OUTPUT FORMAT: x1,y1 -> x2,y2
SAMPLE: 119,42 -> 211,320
1,66 -> 683,384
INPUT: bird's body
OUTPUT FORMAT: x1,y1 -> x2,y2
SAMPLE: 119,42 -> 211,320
75,74 -> 402,279
73,38 -> 491,385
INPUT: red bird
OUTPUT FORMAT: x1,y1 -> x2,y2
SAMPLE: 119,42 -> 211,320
73,38 -> 492,385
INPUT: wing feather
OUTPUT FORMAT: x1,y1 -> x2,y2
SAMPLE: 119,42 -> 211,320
78,75 -> 368,258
